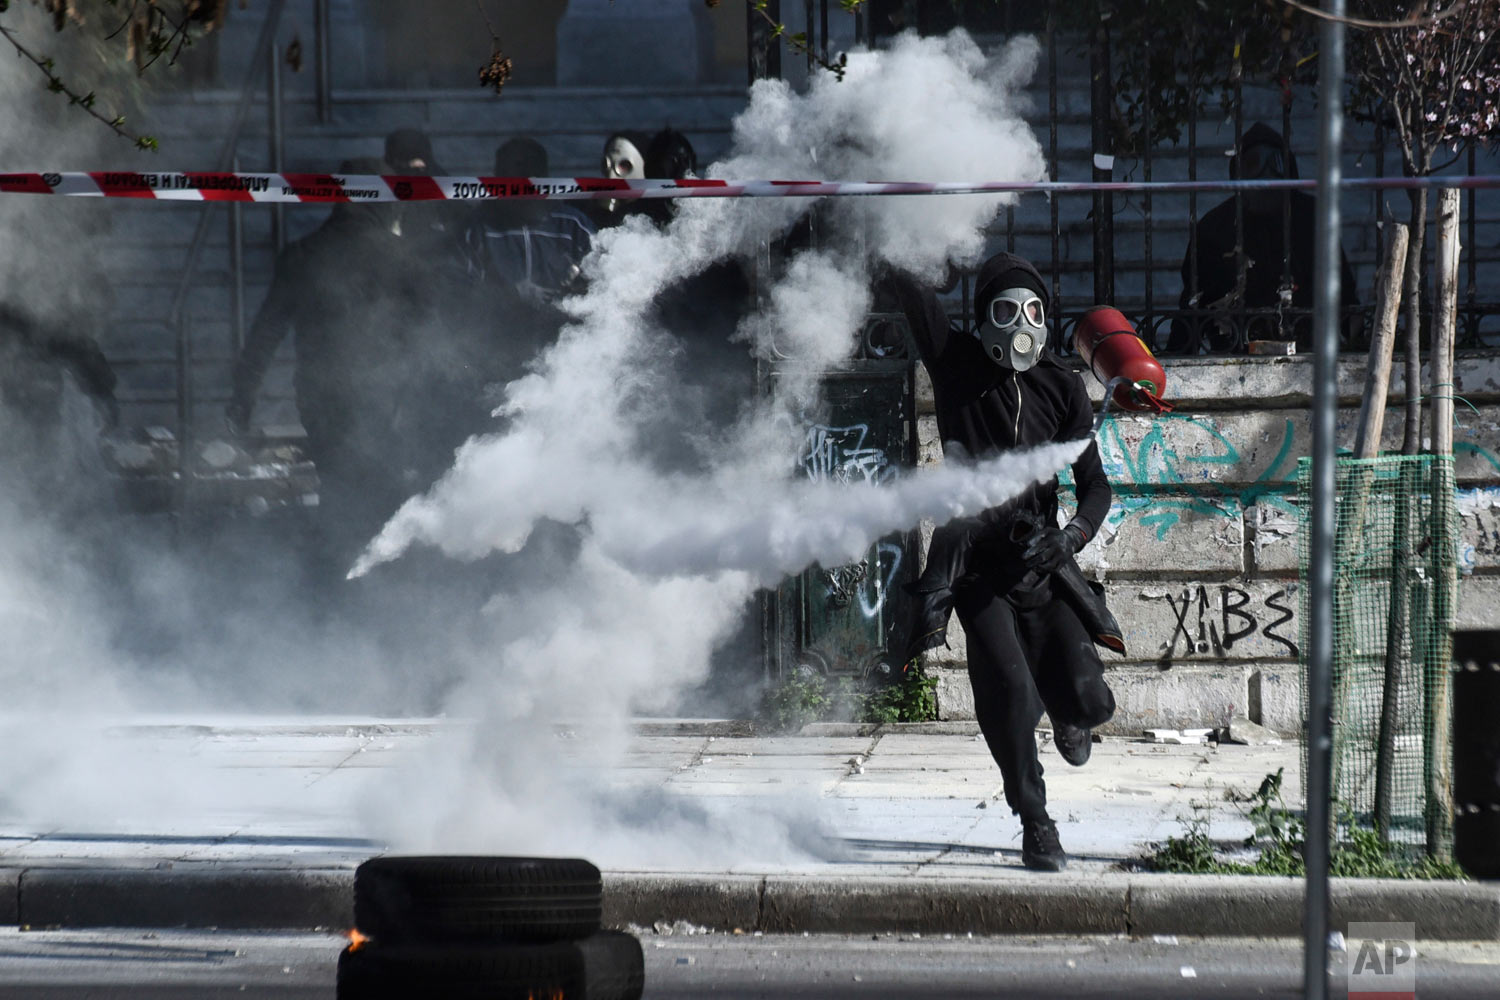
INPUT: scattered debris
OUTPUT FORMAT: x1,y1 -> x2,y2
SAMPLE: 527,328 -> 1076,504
1218,716 -> 1283,747
1180,965 -> 1197,978
1153,934 -> 1179,945
1144,728 -> 1213,745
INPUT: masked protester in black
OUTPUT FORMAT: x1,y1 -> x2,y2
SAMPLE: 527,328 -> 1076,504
886,252 -> 1116,872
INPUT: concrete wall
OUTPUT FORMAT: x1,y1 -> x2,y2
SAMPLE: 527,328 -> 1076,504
919,351 -> 1500,736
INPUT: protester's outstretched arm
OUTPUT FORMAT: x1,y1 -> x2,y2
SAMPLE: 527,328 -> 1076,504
884,268 -> 952,364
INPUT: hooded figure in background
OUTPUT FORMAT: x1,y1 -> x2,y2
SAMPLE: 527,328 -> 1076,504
640,128 -> 755,464
886,251 -> 1116,873
592,130 -> 652,226
1168,122 -> 1361,354
228,157 -> 458,578
463,136 -> 595,304
382,127 -> 468,280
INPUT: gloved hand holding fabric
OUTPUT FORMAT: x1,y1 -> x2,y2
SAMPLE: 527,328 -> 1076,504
1023,523 -> 1087,575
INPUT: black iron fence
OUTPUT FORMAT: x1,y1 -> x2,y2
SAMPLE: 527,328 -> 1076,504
808,0 -> 1500,356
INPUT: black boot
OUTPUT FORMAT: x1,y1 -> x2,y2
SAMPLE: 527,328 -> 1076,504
1053,724 -> 1093,767
1021,815 -> 1068,872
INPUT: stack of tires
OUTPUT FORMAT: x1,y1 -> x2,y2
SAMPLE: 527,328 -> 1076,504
338,856 -> 644,1000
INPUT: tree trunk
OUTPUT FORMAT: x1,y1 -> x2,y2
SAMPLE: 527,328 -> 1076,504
1424,188 -> 1461,859
1401,186 -> 1427,455
1374,178 -> 1426,841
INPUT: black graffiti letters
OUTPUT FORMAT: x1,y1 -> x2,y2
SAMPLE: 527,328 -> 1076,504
1158,585 -> 1299,660
1262,589 -> 1297,657
1222,586 -> 1256,647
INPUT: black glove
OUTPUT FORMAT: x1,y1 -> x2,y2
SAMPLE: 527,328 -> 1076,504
1023,523 -> 1087,576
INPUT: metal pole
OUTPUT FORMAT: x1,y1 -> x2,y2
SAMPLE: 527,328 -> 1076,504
1089,18 -> 1114,305
746,0 -> 782,84
803,0 -> 814,76
314,0 -> 332,124
1306,1 -> 1345,997
268,39 -> 286,254
229,155 -> 246,358
819,0 -> 829,65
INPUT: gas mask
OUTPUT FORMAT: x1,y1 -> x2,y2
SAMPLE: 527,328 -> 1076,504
601,136 -> 645,215
602,136 -> 646,180
977,286 -> 1047,371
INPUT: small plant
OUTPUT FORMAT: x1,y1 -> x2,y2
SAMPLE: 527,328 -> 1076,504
756,659 -> 940,733
1147,768 -> 1468,879
863,660 -> 939,725
757,669 -> 832,734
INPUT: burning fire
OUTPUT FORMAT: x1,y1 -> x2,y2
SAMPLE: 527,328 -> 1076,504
346,928 -> 370,952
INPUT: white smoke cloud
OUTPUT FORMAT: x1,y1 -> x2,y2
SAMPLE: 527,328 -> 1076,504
0,25 -> 1079,868
356,31 -> 1068,861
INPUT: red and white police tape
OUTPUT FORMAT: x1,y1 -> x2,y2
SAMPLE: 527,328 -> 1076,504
3,171 -> 1499,204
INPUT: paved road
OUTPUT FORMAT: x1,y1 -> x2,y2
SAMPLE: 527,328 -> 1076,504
1,928 -> 1497,999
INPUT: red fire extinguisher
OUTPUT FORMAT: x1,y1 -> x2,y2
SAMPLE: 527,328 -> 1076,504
1073,306 -> 1173,414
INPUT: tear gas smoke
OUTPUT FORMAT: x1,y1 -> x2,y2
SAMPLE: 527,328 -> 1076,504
357,31 -> 1064,864
0,26 -> 1072,868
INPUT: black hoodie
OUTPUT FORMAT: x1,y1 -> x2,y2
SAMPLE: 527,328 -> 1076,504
888,256 -> 1111,573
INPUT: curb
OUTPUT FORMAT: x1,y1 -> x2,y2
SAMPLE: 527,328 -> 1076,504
603,873 -> 1500,942
10,868 -> 354,931
4,866 -> 1496,941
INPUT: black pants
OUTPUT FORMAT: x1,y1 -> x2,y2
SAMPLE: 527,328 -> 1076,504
955,583 -> 1116,822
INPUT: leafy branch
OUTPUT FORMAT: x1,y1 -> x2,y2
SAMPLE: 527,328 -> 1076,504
1,1 -> 229,149
729,0 -> 861,81
0,19 -> 157,149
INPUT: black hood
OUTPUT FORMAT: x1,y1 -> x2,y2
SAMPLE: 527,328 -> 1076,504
1232,122 -> 1299,180
602,131 -> 652,173
973,251 -> 1049,326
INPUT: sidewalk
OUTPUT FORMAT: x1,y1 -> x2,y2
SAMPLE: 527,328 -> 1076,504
1,719 -> 1495,941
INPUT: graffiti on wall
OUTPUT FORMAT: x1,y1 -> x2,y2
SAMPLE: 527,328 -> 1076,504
1149,584 -> 1300,660
1084,412 -> 1300,540
821,540 -> 904,621
1075,411 -> 1500,543
803,423 -> 895,486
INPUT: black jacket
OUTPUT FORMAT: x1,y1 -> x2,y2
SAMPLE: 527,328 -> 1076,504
889,273 -> 1111,596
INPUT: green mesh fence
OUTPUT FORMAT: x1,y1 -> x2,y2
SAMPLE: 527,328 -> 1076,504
1298,454 -> 1458,853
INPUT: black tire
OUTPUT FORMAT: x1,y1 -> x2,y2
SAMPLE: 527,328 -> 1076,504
354,855 -> 602,945
335,931 -> 644,1000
